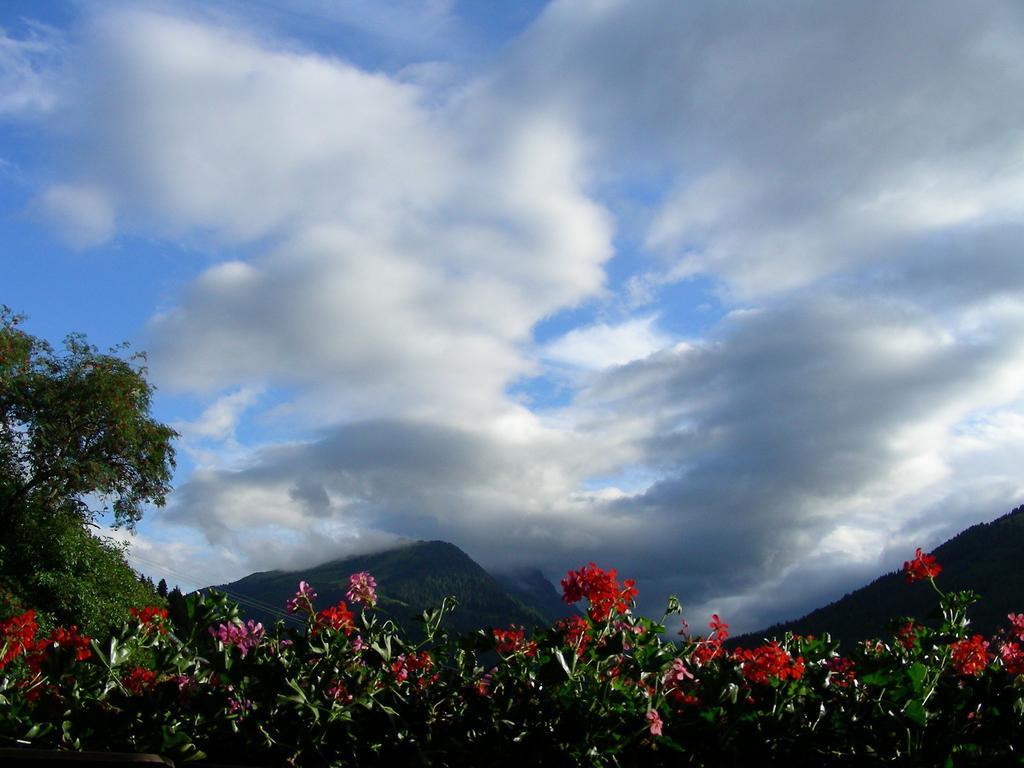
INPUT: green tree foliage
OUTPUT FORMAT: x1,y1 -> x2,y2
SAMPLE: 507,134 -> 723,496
0,306 -> 176,530
0,308 -> 176,636
0,511 -> 161,637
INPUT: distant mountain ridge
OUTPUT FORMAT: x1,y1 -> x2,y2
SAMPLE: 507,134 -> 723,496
733,504 -> 1024,649
208,540 -> 573,638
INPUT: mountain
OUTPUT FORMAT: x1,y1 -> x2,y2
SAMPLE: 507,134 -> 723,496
207,540 -> 573,639
732,504 -> 1024,649
493,567 -> 575,626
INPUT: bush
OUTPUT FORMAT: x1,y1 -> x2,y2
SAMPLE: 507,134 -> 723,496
1,553 -> 1023,766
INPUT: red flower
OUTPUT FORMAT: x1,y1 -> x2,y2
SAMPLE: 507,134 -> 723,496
53,626 -> 93,661
950,635 -> 990,676
326,681 -> 353,704
690,639 -> 724,667
493,625 -> 537,657
709,614 -> 730,643
825,656 -> 857,688
314,601 -> 354,635
903,548 -> 942,583
130,606 -> 169,635
391,651 -> 437,689
122,666 -> 158,695
897,621 -> 919,650
0,610 -> 38,669
557,615 -> 590,658
560,563 -> 637,621
26,625 -> 93,672
733,642 -> 805,685
473,677 -> 491,697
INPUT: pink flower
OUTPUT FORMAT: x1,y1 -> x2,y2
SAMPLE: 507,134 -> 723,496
664,657 -> 695,686
646,709 -> 663,736
227,694 -> 253,716
327,681 -> 353,704
286,581 -> 317,614
1008,613 -> 1024,642
210,620 -> 265,657
998,641 -> 1024,676
346,571 -> 378,607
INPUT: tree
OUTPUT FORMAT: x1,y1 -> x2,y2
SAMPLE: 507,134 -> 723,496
0,308 -> 176,635
0,510 -> 163,636
0,306 -> 176,531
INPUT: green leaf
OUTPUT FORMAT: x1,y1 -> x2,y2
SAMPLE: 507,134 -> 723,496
903,700 -> 927,726
907,662 -> 927,693
861,670 -> 891,687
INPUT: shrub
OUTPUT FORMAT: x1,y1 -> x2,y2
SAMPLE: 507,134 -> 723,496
1,551 -> 1022,766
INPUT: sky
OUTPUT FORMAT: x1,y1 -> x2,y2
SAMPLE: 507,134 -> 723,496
2,0 -> 1024,632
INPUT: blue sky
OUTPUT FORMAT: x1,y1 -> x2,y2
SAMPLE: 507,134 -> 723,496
3,0 -> 1024,631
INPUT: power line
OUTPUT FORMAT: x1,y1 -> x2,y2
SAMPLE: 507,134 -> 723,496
126,549 -> 305,627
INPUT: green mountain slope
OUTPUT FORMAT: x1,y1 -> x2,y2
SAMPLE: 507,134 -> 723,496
209,540 -> 572,638
493,567 -> 577,626
734,504 -> 1024,649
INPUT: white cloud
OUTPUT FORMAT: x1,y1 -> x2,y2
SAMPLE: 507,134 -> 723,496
0,23 -> 62,118
506,0 -> 1024,298
542,317 -> 674,370
178,386 -> 263,442
37,183 -> 116,248
36,10 -> 609,426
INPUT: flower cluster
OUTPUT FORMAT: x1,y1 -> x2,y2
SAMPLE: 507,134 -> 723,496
897,620 -> 919,649
121,666 -> 157,695
346,571 -> 378,607
286,581 -> 317,615
226,691 -> 253,716
560,562 -> 637,621
130,606 -> 169,635
825,656 -> 857,688
1007,612 -> 1024,641
903,547 -> 942,583
492,625 -> 538,657
690,614 -> 729,667
557,614 -> 590,658
7,554 -> 1024,766
997,640 -> 1024,676
26,625 -> 92,673
391,651 -> 437,689
733,641 -> 805,685
950,634 -> 990,676
315,601 -> 355,635
662,657 -> 698,706
210,620 -> 265,657
0,609 -> 37,669
327,680 -> 354,704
